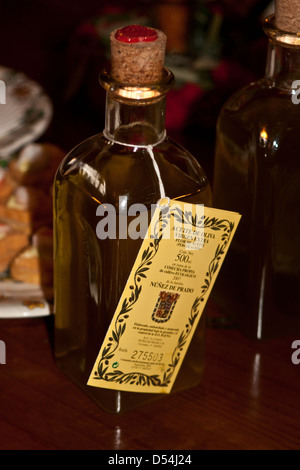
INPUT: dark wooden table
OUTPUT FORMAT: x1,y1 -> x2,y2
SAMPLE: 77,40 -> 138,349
0,300 -> 299,451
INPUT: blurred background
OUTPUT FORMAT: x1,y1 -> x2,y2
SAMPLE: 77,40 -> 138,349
0,0 -> 275,180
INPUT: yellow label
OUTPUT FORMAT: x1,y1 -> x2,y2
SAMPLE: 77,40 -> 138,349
87,199 -> 241,394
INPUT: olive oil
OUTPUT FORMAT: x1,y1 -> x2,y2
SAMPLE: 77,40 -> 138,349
54,135 -> 211,413
212,15 -> 300,339
54,24 -> 212,412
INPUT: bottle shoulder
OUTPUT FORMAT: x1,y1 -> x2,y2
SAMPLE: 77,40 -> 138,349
220,78 -> 271,112
58,133 -> 206,173
218,77 -> 300,133
157,136 -> 208,180
57,133 -> 105,177
55,133 -> 210,205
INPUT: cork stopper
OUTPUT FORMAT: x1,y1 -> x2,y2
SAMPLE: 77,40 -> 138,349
275,0 -> 300,33
110,25 -> 166,86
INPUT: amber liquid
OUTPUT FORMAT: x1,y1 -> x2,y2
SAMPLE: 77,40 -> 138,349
213,80 -> 300,339
54,133 -> 211,413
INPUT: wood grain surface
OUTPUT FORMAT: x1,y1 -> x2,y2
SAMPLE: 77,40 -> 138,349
0,300 -> 299,450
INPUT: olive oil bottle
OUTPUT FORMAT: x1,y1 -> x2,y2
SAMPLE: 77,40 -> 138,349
212,1 -> 300,339
54,25 -> 211,413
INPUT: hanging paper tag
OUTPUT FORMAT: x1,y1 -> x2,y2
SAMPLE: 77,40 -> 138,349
87,199 -> 241,394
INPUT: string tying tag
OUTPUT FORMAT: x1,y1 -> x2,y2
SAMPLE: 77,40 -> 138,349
103,130 -> 167,198
103,130 -> 167,149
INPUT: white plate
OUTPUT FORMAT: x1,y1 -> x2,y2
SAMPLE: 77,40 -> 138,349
0,67 -> 53,318
0,280 -> 52,318
0,66 -> 53,159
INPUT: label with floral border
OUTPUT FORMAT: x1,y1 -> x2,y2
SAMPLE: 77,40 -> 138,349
87,199 -> 241,394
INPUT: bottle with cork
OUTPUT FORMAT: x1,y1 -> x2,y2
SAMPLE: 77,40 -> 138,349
212,0 -> 300,339
53,25 -> 212,413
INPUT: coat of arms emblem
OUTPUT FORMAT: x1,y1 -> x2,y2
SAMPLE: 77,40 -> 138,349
151,291 -> 180,323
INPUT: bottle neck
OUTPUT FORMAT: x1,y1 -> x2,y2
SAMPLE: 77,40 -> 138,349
264,15 -> 300,89
100,68 -> 174,147
265,39 -> 300,86
104,93 -> 166,146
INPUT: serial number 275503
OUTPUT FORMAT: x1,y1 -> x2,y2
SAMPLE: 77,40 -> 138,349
131,350 -> 164,362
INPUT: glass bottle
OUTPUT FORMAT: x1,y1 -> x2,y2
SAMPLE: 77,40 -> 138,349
212,13 -> 300,340
53,25 -> 212,413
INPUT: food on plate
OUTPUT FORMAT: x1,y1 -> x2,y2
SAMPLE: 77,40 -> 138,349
0,222 -> 29,272
9,142 -> 65,188
0,142 -> 64,289
10,226 -> 53,286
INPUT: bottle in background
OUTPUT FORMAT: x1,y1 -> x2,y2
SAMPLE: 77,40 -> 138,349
212,0 -> 300,339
